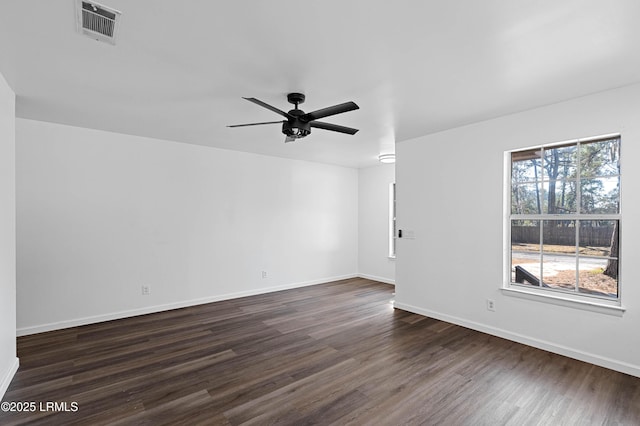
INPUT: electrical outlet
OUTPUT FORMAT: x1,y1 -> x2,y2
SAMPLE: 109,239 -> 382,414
486,299 -> 495,312
141,285 -> 150,295
261,271 -> 268,279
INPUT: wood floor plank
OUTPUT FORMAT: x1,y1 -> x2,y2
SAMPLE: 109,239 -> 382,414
1,277 -> 639,425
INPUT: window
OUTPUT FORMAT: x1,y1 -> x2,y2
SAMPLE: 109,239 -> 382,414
507,135 -> 621,303
389,182 -> 396,258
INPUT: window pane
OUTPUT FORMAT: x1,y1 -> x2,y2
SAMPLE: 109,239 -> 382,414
541,180 -> 577,214
580,138 -> 620,178
512,183 -> 542,214
511,220 -> 541,285
578,220 -> 618,298
580,177 -> 620,214
578,220 -> 617,257
543,256 -> 577,291
542,220 -> 576,252
543,144 -> 577,182
542,220 -> 577,290
512,149 -> 542,183
578,257 -> 617,298
512,219 -> 540,249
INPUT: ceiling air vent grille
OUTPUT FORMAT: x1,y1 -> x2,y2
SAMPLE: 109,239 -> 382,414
75,0 -> 122,45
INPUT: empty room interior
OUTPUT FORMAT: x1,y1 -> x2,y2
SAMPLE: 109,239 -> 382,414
1,1 -> 640,424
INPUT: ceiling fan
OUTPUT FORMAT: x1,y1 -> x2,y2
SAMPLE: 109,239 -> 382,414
228,93 -> 359,143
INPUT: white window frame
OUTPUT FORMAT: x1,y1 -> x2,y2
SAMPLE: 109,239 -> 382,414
503,134 -> 624,314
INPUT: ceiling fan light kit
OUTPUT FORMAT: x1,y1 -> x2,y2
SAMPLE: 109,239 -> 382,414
228,93 -> 359,143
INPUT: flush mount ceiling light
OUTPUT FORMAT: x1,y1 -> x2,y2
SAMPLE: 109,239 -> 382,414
378,154 -> 396,164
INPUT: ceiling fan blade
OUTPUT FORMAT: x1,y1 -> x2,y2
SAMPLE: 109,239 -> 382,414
309,121 -> 359,135
227,120 -> 285,128
243,97 -> 292,119
301,101 -> 359,121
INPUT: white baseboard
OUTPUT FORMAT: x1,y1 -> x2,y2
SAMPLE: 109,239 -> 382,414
358,273 -> 395,285
394,301 -> 640,379
0,357 -> 19,401
17,274 -> 358,336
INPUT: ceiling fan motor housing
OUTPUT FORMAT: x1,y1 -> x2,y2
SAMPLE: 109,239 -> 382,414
282,110 -> 311,138
283,94 -> 310,138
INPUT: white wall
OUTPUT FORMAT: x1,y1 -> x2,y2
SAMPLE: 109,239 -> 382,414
395,83 -> 640,377
358,163 -> 395,284
16,119 -> 358,334
0,72 -> 17,400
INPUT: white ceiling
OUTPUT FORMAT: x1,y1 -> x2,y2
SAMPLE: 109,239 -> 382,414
2,1 -> 640,168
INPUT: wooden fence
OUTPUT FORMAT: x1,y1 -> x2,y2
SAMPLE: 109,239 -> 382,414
511,225 -> 614,246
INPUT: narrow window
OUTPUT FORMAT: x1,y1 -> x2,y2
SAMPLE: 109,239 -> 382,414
389,183 -> 396,258
508,135 -> 621,302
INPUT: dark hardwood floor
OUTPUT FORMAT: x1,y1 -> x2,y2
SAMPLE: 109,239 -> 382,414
2,278 -> 639,425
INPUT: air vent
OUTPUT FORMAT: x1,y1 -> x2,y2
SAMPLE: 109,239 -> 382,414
75,0 -> 122,45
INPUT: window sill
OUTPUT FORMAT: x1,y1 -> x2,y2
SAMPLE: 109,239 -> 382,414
501,286 -> 625,317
